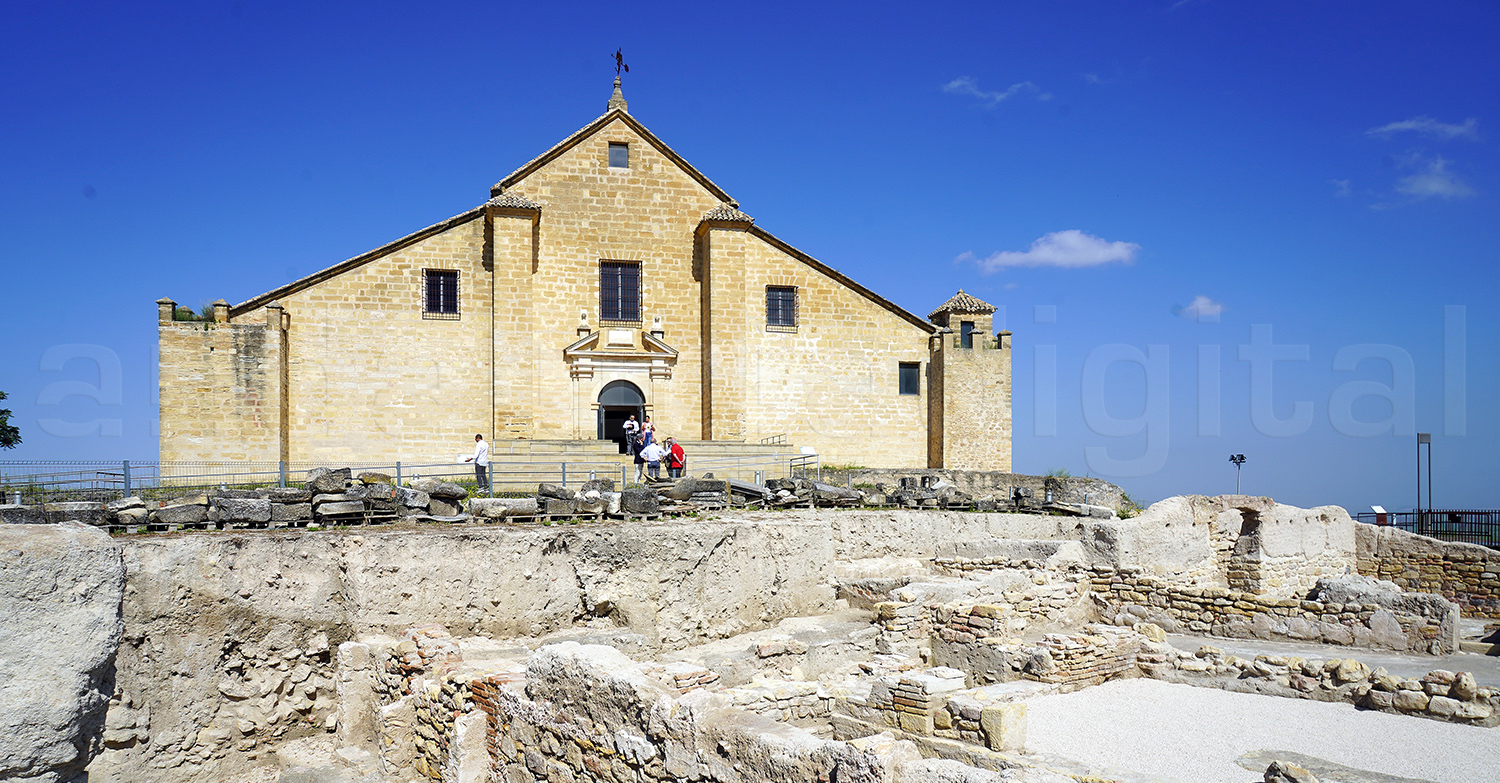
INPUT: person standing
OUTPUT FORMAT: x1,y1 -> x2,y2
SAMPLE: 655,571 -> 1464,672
464,433 -> 490,493
666,437 -> 686,479
640,439 -> 667,481
622,414 -> 640,456
640,416 -> 655,447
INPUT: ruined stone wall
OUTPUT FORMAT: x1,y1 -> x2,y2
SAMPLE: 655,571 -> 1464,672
1143,639 -> 1499,727
234,216 -> 492,464
475,643 -> 886,783
157,310 -> 285,463
699,226 -> 932,466
824,470 -> 1125,512
937,335 -> 1012,472
1357,523 -> 1500,618
1088,567 -> 1457,654
1220,498 -> 1355,598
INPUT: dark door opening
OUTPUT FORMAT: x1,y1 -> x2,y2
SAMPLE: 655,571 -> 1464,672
596,381 -> 645,455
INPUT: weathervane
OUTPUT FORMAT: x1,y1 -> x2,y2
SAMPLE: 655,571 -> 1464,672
613,49 -> 629,77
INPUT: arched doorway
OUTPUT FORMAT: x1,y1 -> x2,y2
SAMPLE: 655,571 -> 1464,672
597,380 -> 645,454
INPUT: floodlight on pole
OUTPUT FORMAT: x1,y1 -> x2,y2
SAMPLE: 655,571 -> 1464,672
1229,454 -> 1246,494
1416,433 -> 1432,536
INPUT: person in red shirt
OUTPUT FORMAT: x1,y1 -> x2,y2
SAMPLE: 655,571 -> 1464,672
666,437 -> 686,479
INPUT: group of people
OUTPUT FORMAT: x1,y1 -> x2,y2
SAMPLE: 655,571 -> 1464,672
622,414 -> 685,481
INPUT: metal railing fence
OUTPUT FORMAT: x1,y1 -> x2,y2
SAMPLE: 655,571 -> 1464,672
1355,509 -> 1500,549
1,459 -> 618,504
0,452 -> 823,505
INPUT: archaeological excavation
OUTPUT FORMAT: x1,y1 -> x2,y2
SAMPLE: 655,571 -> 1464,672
4,469 -> 1499,783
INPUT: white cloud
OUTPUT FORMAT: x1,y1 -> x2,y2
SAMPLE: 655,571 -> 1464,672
1394,152 -> 1476,200
1330,179 -> 1351,197
1366,116 -> 1480,141
1175,295 -> 1224,322
961,230 -> 1141,272
942,77 -> 1049,108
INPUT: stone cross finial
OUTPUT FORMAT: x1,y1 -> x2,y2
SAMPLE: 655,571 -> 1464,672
607,77 -> 628,113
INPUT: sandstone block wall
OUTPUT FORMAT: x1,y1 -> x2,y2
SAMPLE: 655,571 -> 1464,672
498,116 -> 719,443
935,336 -> 1012,472
698,225 -> 932,466
158,309 -> 285,463
237,214 -> 492,464
1357,523 -> 1500,618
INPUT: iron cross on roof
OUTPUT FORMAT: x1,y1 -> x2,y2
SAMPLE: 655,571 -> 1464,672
614,49 -> 629,76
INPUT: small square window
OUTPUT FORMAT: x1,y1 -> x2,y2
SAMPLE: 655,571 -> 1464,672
766,286 -> 797,330
423,269 -> 460,320
608,142 -> 629,168
899,362 -> 920,395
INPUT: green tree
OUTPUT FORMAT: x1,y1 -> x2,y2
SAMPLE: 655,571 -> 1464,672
0,391 -> 19,449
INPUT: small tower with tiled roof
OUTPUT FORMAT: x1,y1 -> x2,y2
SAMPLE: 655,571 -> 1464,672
925,289 -> 1011,472
929,289 -> 1003,350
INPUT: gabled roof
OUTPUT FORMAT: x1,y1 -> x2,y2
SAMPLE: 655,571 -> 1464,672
230,207 -> 484,318
743,225 -> 936,334
927,290 -> 997,320
491,108 -> 736,204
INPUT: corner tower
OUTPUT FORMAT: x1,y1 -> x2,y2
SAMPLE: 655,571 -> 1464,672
927,291 -> 1012,471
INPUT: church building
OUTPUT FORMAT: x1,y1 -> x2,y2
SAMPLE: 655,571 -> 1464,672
156,79 -> 1012,470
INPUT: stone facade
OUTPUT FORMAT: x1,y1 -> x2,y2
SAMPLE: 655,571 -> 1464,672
157,83 -> 1011,469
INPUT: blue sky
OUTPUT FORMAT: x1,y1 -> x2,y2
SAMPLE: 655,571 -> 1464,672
2,1 -> 1496,512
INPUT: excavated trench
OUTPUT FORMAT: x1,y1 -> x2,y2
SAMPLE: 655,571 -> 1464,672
7,499 -> 1496,783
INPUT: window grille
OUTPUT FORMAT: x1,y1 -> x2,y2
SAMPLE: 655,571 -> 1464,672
423,269 -> 460,320
898,362 -> 920,395
600,261 -> 641,323
609,142 -> 629,168
766,285 -> 798,330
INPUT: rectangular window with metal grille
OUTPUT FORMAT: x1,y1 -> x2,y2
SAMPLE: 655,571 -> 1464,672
766,285 -> 797,330
899,362 -> 920,395
599,261 -> 641,322
423,269 -> 460,320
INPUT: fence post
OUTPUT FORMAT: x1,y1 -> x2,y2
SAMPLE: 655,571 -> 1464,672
279,461 -> 287,488
622,465 -> 628,487
122,460 -> 131,496
561,462 -> 567,488
487,466 -> 493,496
396,461 -> 402,487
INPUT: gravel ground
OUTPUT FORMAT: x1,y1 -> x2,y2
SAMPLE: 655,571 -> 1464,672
1023,678 -> 1500,783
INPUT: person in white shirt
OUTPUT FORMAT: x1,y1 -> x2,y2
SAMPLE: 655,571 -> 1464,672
622,414 -> 640,455
464,434 -> 490,492
639,440 -> 667,480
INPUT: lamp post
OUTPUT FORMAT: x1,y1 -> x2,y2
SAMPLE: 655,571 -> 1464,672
1229,454 -> 1246,494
